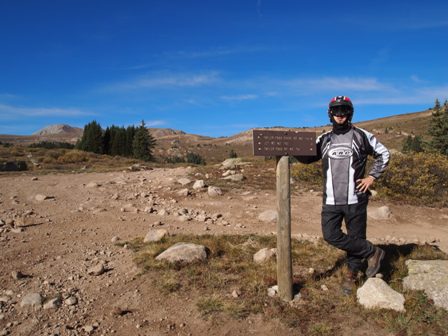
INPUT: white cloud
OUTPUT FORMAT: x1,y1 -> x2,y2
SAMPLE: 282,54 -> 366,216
165,46 -> 268,59
285,77 -> 394,93
102,71 -> 221,92
0,104 -> 96,119
146,120 -> 166,127
220,94 -> 258,101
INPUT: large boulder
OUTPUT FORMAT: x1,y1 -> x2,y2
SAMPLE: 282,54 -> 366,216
403,260 -> 448,311
357,278 -> 405,312
155,243 -> 208,263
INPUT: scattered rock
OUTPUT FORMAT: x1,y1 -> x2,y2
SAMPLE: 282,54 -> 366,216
144,229 -> 168,243
86,182 -> 100,188
207,186 -> 222,197
267,285 -> 278,297
368,206 -> 391,220
156,243 -> 208,263
403,259 -> 448,311
20,293 -> 43,308
221,158 -> 243,170
120,204 -> 138,213
11,271 -> 26,280
177,178 -> 191,186
223,174 -> 245,182
35,194 -> 54,202
111,236 -> 120,243
357,278 -> 405,312
222,170 -> 235,177
253,248 -> 276,264
177,188 -> 190,197
258,210 -> 278,223
64,296 -> 78,306
192,180 -> 206,190
231,289 -> 241,298
88,263 -> 106,276
43,296 -> 62,310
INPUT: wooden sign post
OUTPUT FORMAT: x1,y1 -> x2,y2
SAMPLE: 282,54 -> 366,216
253,130 -> 316,301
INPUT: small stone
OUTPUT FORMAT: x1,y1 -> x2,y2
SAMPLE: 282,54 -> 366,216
321,285 -> 329,291
143,229 -> 168,243
88,263 -> 106,276
31,177 -> 38,181
35,194 -> 53,202
111,236 -> 120,243
267,285 -> 278,297
83,325 -> 94,333
43,296 -> 62,310
231,290 -> 241,298
177,178 -> 191,186
64,296 -> 78,306
258,210 -> 278,223
20,293 -> 42,308
86,182 -> 100,188
192,180 -> 206,190
207,186 -> 222,197
11,271 -> 26,280
177,188 -> 190,197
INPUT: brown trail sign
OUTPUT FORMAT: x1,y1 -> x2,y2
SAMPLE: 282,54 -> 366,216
253,129 -> 316,301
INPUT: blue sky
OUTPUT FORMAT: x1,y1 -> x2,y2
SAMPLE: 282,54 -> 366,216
1,0 -> 448,137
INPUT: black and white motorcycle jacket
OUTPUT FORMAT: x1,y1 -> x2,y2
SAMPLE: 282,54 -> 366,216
299,126 -> 390,205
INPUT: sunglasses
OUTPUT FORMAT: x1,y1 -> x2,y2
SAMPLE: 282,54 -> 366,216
330,106 -> 352,117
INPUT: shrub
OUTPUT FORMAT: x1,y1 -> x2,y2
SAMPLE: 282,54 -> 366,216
57,150 -> 90,163
291,162 -> 323,189
186,152 -> 206,165
165,156 -> 185,164
376,152 -> 448,207
29,141 -> 75,149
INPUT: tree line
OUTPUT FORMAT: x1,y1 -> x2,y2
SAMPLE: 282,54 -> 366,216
76,120 -> 156,161
402,98 -> 448,155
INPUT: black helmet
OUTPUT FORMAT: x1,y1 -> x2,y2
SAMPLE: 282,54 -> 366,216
328,96 -> 354,122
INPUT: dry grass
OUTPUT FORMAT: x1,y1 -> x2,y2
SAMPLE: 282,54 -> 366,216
129,234 -> 448,335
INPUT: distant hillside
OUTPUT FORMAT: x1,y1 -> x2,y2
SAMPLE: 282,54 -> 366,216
32,124 -> 83,136
0,109 -> 434,163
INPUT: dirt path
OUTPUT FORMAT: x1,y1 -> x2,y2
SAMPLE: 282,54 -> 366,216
1,167 -> 447,335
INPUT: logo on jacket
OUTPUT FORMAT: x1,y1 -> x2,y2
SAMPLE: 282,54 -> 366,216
328,146 -> 353,159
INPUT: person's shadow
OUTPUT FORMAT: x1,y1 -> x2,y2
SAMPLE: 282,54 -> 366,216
307,243 -> 446,284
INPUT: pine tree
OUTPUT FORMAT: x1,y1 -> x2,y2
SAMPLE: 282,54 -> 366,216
110,127 -> 127,156
76,121 -> 103,154
125,126 -> 136,157
428,98 -> 448,155
102,127 -> 111,155
132,121 -> 156,161
402,135 -> 424,153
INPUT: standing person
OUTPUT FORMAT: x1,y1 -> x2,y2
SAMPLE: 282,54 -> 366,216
297,96 -> 390,295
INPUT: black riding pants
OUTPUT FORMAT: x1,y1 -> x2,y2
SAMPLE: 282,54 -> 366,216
321,198 -> 374,272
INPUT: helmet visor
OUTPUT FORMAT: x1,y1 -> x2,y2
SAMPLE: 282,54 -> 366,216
330,105 -> 352,117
